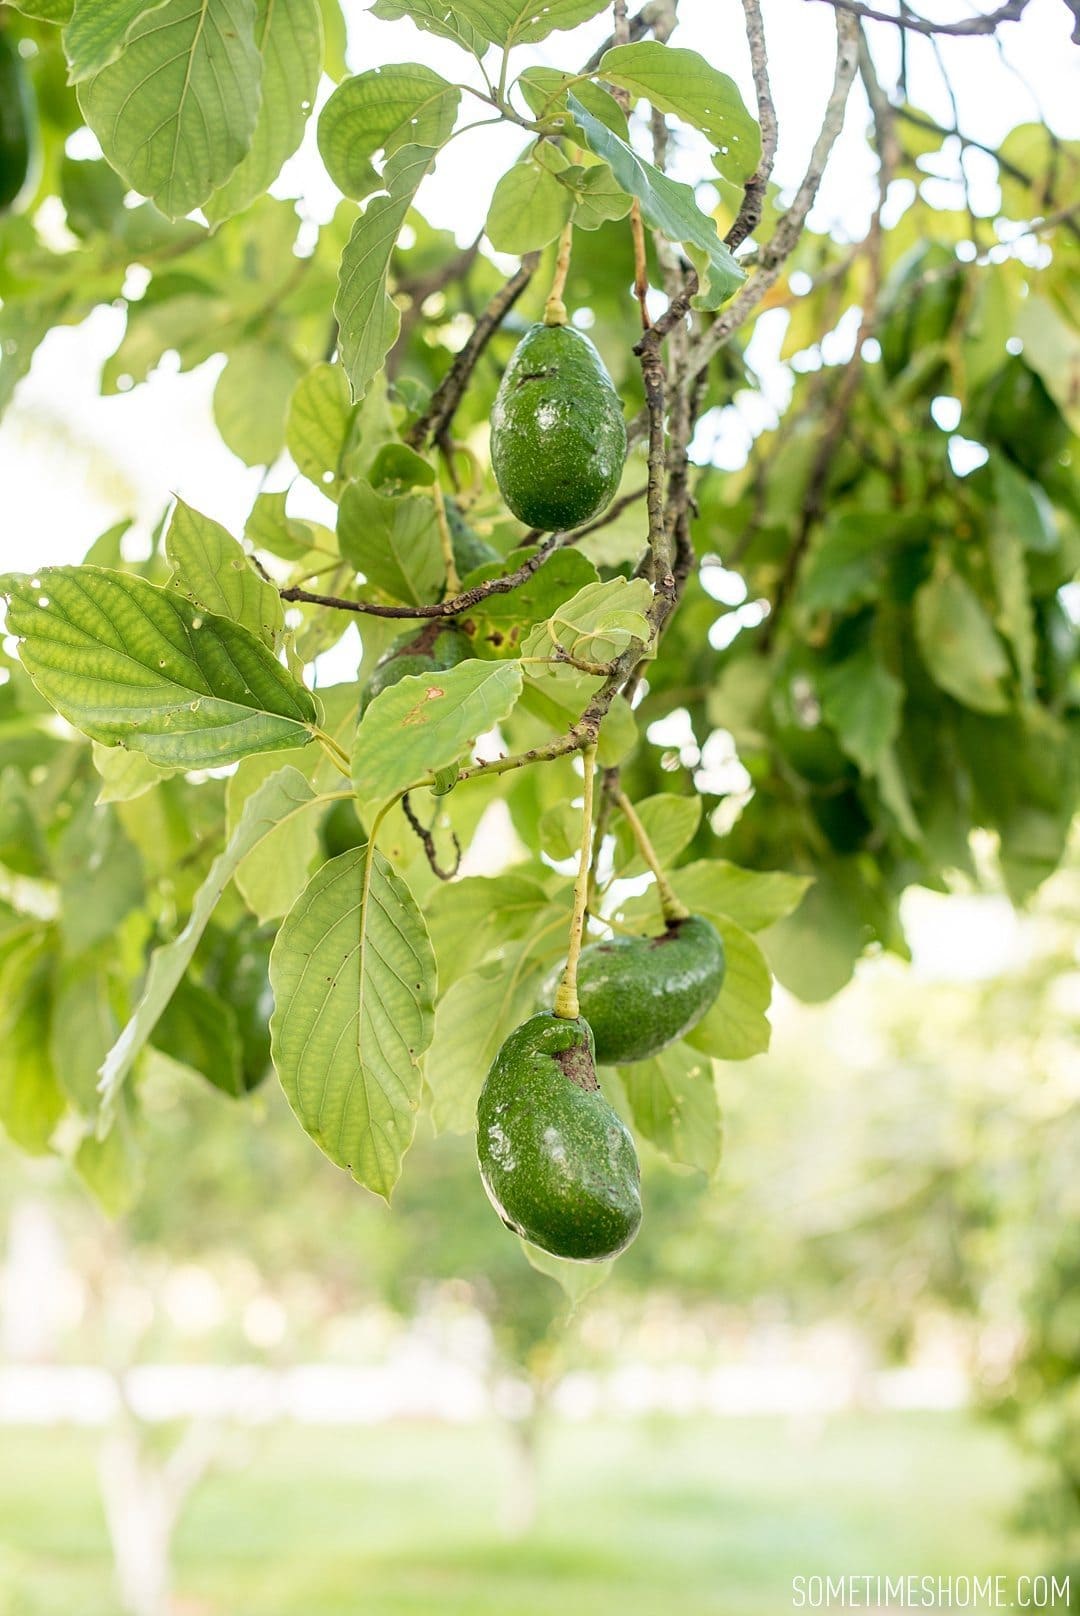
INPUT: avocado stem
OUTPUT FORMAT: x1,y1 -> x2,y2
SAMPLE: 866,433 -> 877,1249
615,789 -> 690,924
543,220 -> 574,327
430,478 -> 462,596
554,743 -> 597,1020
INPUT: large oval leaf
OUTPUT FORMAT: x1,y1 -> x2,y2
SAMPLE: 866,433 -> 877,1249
270,844 -> 436,1199
0,566 -> 318,767
77,0 -> 262,220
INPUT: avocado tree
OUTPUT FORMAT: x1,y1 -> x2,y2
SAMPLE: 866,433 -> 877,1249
0,0 -> 1077,1268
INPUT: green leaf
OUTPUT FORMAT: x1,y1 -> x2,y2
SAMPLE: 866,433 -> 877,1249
914,564 -> 1011,714
800,514 -> 922,613
0,937 -> 65,1154
521,1239 -> 612,1302
988,520 -> 1036,703
683,918 -> 771,1062
77,0 -> 262,220
287,362 -> 356,499
665,858 -> 810,935
486,158 -> 572,253
352,659 -> 523,812
598,42 -> 761,184
990,456 -> 1057,555
426,946 -> 544,1133
761,867 -> 866,1004
64,2 -> 166,81
56,789 -> 144,956
517,68 -> 627,140
566,93 -> 744,309
225,685 -> 357,921
93,742 -> 177,803
596,692 -> 637,766
205,0 -> 323,223
555,159 -> 633,231
368,443 -> 435,491
465,547 -> 599,660
1015,294 -> 1080,433
520,576 -> 652,708
538,801 -> 580,861
75,1110 -> 143,1217
426,872 -> 551,987
369,0 -> 486,56
246,491 -> 318,561
165,498 -> 284,647
270,844 -> 436,1198
819,648 -> 903,774
50,954 -> 118,1115
613,793 -> 701,878
337,479 -> 444,605
318,64 -> 460,200
1,567 -> 318,769
99,765 -> 319,1110
618,1044 -> 721,1175
154,976 -> 244,1097
335,142 -> 440,402
442,0 -> 609,47
214,341 -> 306,468
10,0 -> 74,21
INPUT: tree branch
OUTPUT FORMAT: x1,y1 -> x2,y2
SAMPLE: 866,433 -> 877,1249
806,0 -> 1031,36
405,252 -> 539,450
726,0 -> 780,253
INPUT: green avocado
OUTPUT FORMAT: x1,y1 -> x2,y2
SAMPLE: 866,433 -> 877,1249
560,915 -> 726,1065
0,33 -> 34,214
446,497 -> 500,577
476,1011 -> 642,1262
363,620 -> 470,706
490,322 -> 627,532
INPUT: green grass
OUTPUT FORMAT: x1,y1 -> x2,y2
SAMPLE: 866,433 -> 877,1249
0,1413 -> 1050,1615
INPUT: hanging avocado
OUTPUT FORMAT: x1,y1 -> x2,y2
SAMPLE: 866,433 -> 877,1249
548,916 -> 726,1066
490,322 -> 627,532
0,33 -> 35,214
362,620 -> 470,708
476,1011 -> 642,1262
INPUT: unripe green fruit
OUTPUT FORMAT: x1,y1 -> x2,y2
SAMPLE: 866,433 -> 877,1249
490,322 -> 627,532
557,915 -> 726,1066
476,1011 -> 641,1262
0,34 -> 34,214
445,497 -> 500,576
363,621 -> 470,706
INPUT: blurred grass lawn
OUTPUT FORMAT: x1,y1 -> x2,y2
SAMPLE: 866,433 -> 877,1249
0,1412 -> 1048,1614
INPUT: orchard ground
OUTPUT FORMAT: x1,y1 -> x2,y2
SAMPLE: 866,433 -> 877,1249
1,1413 -> 1051,1616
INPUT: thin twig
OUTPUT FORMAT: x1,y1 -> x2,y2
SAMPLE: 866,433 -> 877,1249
726,0 -> 780,253
402,792 -> 462,880
806,0 -> 1030,35
405,253 -> 540,449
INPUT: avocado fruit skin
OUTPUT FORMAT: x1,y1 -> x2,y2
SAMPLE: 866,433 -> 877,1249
0,34 -> 34,214
490,322 -> 627,532
363,621 -> 470,706
446,498 -> 500,577
566,915 -> 726,1065
476,1011 -> 642,1262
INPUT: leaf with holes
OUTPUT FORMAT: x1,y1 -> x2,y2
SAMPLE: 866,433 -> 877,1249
319,64 -> 459,200
287,362 -> 356,500
444,0 -> 609,48
165,498 -> 284,648
352,659 -> 522,812
0,567 -> 318,768
270,844 -> 436,1198
77,0 -> 262,219
598,43 -> 761,185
